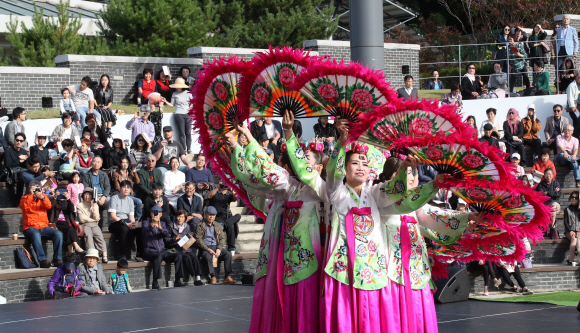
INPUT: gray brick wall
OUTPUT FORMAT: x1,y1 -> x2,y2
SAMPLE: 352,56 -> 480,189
469,269 -> 580,294
0,71 -> 70,111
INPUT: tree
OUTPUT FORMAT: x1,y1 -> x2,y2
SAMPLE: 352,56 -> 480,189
5,1 -> 108,67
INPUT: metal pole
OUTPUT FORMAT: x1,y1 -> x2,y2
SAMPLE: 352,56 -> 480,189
458,44 -> 461,87
506,42 -> 511,97
350,0 -> 384,70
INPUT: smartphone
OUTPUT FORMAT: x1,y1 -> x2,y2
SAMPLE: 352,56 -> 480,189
129,154 -> 138,166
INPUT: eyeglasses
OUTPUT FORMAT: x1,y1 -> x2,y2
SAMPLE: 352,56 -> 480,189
504,28 -> 510,31
15,139 -> 24,143
468,67 -> 475,69
137,139 -> 145,142
554,109 -> 562,112
566,129 -> 574,132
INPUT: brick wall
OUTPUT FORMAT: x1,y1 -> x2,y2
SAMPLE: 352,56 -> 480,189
187,47 -> 267,62
469,268 -> 580,294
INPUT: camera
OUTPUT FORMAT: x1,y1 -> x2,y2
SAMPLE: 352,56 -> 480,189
34,187 -> 41,193
153,211 -> 160,217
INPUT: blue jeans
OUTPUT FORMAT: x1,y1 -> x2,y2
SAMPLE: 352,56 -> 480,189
23,227 -> 63,262
76,107 -> 89,128
129,195 -> 143,220
158,166 -> 188,177
556,152 -> 580,180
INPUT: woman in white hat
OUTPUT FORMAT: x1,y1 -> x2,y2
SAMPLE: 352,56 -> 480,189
163,77 -> 193,154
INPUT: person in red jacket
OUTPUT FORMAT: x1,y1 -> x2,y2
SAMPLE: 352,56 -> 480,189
20,180 -> 62,268
531,148 -> 557,183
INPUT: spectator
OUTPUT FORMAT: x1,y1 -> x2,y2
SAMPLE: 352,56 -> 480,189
440,83 -> 463,114
113,157 -> 142,220
163,157 -> 186,208
137,68 -> 157,106
126,105 -> 155,143
165,210 -> 205,286
313,116 -> 338,152
566,75 -> 580,138
493,261 -> 533,294
417,165 -> 437,186
185,154 -> 213,186
510,153 -> 525,177
479,108 -> 502,139
563,191 -> 580,265
59,139 -> 76,180
487,62 -> 508,93
425,70 -> 444,90
109,180 -> 142,262
18,157 -> 56,198
81,156 -> 111,220
534,168 -> 561,239
558,57 -> 577,93
108,259 -> 133,294
29,130 -> 51,166
79,248 -> 112,295
74,138 -> 94,175
262,117 -> 282,145
129,133 -> 152,170
77,188 -> 108,263
531,148 -> 557,183
176,181 -> 204,231
142,182 -> 171,225
238,132 -> 248,149
545,104 -> 569,155
106,134 -> 128,169
520,174 -> 533,188
156,69 -> 172,101
556,15 -> 578,71
555,124 -> 580,187
208,179 -> 241,255
461,63 -> 486,100
195,206 -> 236,284
479,123 -> 500,149
93,74 -> 116,134
529,60 -> 551,95
496,25 -> 511,72
508,36 -> 530,92
250,117 -> 264,139
59,88 -> 80,130
66,171 -> 83,207
47,253 -> 85,299
51,112 -> 79,144
292,119 -> 303,140
503,108 -> 525,164
522,104 -> 542,161
466,115 -> 477,132
83,113 -> 110,158
475,260 -> 498,296
48,189 -> 84,254
4,132 -> 29,170
163,78 -> 193,153
68,76 -> 96,128
528,23 -> 548,68
142,206 -> 186,289
135,154 -> 162,201
179,66 -> 195,87
514,27 -> 530,60
20,180 -> 62,268
397,75 -> 419,100
152,126 -> 192,175
0,107 -> 9,150
258,133 -> 279,163
4,107 -> 28,148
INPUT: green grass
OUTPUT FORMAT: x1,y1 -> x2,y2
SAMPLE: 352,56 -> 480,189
26,103 -> 176,120
473,291 -> 580,307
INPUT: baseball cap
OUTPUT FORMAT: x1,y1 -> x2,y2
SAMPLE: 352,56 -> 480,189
527,104 -> 535,110
163,126 -> 173,132
151,206 -> 163,212
511,153 -> 521,160
36,130 -> 49,137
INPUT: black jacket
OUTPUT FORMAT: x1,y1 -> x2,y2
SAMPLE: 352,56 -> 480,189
503,121 -> 524,142
176,193 -> 204,230
478,135 -> 499,149
4,146 -> 28,168
93,87 -> 114,106
30,145 -> 49,166
313,122 -> 338,140
107,148 -> 128,169
527,31 -> 548,61
164,222 -> 193,254
534,179 -> 561,205
82,125 -> 111,150
143,193 -> 171,224
461,77 -> 483,100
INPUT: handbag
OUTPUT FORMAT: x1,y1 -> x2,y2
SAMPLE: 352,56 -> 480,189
15,247 -> 38,269
75,222 -> 85,237
540,41 -> 552,53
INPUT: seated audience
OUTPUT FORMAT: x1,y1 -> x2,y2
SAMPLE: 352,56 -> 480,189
522,104 -> 542,161
4,107 -> 28,148
508,36 -> 530,91
135,154 -> 162,201
208,179 -> 241,255
20,180 -> 62,268
544,104 -> 569,155
48,190 -> 84,254
74,138 -> 94,175
186,154 -> 213,185
474,260 -> 497,296
492,261 -> 533,294
531,148 -> 556,183
566,75 -> 580,138
503,108 -> 525,164
59,139 -> 76,180
93,74 -> 116,134
529,60 -> 550,95
165,210 -> 205,286
66,171 -> 83,207
313,116 -> 338,152
466,115 -> 477,133
126,105 -> 155,143
129,133 -> 152,170
81,156 -> 111,221
106,134 -> 128,170
534,168 -> 561,239
4,132 -> 29,169
425,70 -> 444,90
461,63 -> 486,100
179,66 -> 195,87
441,83 -> 463,113
487,62 -> 508,92
555,124 -> 580,188
113,157 -> 142,220
164,157 -> 186,208
479,108 -> 502,139
559,56 -> 577,93
83,113 -> 110,158
397,75 -> 418,100
258,133 -> 279,163
79,248 -> 112,295
30,130 -> 51,166
77,188 -> 108,263
510,153 -> 525,177
137,68 -> 158,107
156,69 -> 172,101
563,191 -> 580,265
51,112 -> 79,144
142,206 -> 186,289
479,124 -> 499,148
109,180 -> 141,262
68,76 -> 96,128
18,157 -> 56,198
143,182 -> 171,225
108,259 -> 133,294
195,206 -> 236,284
152,126 -> 192,175
47,253 -> 85,299
176,181 -> 204,231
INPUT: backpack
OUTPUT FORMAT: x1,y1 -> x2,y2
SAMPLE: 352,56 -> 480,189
15,247 -> 38,269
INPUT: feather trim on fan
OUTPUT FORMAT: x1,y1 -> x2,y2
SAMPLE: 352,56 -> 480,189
290,58 -> 398,122
238,46 -> 322,118
347,98 -> 477,149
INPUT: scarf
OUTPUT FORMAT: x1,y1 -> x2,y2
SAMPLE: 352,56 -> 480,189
463,73 -> 475,83
77,151 -> 94,168
506,108 -> 521,134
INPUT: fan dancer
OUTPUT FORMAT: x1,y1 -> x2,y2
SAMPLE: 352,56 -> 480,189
321,117 -> 454,333
224,117 -> 328,333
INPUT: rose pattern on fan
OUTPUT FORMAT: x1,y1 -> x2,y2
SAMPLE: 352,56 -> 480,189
504,194 -> 523,208
506,213 -> 529,223
350,89 -> 374,110
425,148 -> 445,160
211,80 -> 229,102
372,122 -> 399,142
462,153 -> 484,169
278,65 -> 296,87
318,83 -> 339,102
252,84 -> 271,106
410,117 -> 434,136
466,188 -> 490,200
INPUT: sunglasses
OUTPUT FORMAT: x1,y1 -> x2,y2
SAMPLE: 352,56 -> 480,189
509,112 -> 514,115
504,28 -> 510,31
554,110 -> 562,112
15,139 -> 24,143
572,196 -> 579,200
137,139 -> 145,142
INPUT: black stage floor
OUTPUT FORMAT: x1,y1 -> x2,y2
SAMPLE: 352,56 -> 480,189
0,285 -> 578,332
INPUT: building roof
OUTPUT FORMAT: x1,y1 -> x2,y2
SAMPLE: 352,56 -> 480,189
0,0 -> 100,19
